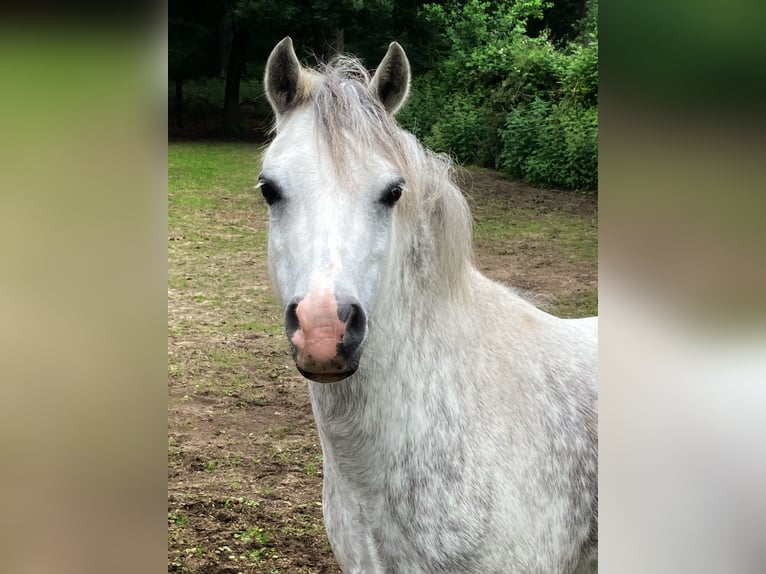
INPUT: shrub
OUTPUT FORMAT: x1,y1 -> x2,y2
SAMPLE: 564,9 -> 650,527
397,71 -> 445,142
500,98 -> 597,191
398,0 -> 598,192
560,40 -> 598,107
424,92 -> 500,167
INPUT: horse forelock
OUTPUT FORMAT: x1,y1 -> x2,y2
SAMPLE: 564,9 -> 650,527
298,55 -> 475,299
311,55 -> 399,175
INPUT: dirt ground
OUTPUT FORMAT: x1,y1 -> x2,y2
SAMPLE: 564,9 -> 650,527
168,168 -> 597,574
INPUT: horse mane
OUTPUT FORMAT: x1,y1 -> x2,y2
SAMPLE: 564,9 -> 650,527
305,54 -> 475,299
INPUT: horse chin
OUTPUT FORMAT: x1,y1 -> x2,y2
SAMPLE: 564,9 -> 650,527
297,367 -> 357,383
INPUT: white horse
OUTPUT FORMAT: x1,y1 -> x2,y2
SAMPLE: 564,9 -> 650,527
260,37 -> 598,574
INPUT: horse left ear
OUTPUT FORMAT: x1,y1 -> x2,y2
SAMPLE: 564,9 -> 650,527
370,42 -> 411,115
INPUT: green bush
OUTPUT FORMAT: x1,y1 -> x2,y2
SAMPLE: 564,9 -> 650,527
397,72 -> 445,142
497,35 -> 567,104
560,40 -> 598,107
500,98 -> 597,190
424,92 -> 500,167
397,0 -> 598,192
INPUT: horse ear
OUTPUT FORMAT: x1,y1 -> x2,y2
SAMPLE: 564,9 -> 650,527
264,37 -> 303,116
370,42 -> 411,115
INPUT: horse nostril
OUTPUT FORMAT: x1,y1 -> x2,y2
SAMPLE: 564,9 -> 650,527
285,297 -> 301,338
347,303 -> 366,333
336,300 -> 367,357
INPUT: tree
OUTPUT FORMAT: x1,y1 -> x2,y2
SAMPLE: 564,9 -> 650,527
168,0 -> 221,129
168,18 -> 213,129
220,0 -> 399,132
222,17 -> 247,133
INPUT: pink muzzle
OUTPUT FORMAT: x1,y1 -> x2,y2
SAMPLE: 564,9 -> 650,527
285,292 -> 367,383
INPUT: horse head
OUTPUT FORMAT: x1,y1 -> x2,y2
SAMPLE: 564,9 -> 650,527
260,37 -> 411,382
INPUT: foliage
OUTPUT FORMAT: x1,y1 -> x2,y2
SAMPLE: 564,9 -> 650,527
424,92 -> 499,166
168,17 -> 214,81
230,0 -> 419,62
500,98 -> 597,190
397,0 -> 599,191
168,76 -> 269,120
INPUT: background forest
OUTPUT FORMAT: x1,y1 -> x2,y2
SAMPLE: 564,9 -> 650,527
169,0 -> 598,191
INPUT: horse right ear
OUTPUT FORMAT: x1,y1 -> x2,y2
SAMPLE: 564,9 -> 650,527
264,37 -> 303,117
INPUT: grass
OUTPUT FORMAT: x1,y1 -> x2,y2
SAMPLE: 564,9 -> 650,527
168,141 -> 284,407
224,496 -> 260,509
305,462 -> 318,477
551,290 -> 599,318
168,511 -> 188,527
474,214 -> 597,264
469,176 -> 598,270
234,526 -> 272,545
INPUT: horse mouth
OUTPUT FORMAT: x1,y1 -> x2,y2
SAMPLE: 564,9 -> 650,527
297,367 -> 356,383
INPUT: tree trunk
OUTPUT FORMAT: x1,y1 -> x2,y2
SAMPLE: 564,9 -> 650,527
218,12 -> 233,78
223,25 -> 245,134
175,77 -> 184,130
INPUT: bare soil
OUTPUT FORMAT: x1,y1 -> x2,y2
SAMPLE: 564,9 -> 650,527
168,170 -> 597,574
464,169 -> 597,308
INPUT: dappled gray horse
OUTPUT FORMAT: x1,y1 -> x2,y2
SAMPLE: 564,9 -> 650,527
260,37 -> 597,574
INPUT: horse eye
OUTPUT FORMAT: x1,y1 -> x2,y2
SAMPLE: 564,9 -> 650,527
380,182 -> 403,207
258,180 -> 281,206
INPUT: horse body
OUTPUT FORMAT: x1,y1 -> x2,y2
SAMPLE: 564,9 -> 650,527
313,273 -> 597,573
261,38 -> 598,573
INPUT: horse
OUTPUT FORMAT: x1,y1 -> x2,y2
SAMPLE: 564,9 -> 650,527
259,37 -> 598,574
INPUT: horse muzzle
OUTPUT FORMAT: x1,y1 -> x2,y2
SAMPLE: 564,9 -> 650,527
284,292 -> 367,383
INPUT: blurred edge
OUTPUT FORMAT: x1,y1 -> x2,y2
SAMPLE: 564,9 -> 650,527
2,1 -> 766,572
0,11 -> 167,574
601,1 -> 766,573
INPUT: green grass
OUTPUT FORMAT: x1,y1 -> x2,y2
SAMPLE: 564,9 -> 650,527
168,511 -> 188,527
550,290 -> 598,319
168,141 -> 264,221
224,496 -> 261,509
234,526 -> 272,545
469,176 -> 598,270
474,213 -> 597,264
236,320 -> 282,335
168,142 -> 278,357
